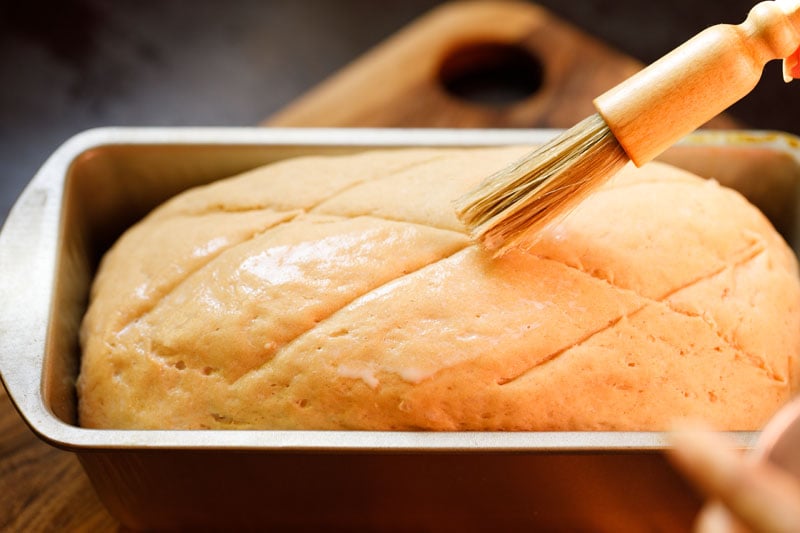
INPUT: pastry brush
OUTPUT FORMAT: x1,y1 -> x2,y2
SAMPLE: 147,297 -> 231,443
455,0 -> 800,255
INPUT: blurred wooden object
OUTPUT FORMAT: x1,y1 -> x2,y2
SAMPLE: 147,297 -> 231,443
267,0 -> 740,129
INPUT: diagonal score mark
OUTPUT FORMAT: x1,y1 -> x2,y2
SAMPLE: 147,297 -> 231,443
659,246 -> 788,383
497,240 -> 769,386
160,152 -> 451,220
306,152 -> 452,210
660,287 -> 787,383
496,313 -> 632,385
114,209 -> 305,334
231,244 -> 472,385
537,239 -> 766,311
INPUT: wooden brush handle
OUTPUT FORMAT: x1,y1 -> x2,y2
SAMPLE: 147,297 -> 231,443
594,0 -> 800,166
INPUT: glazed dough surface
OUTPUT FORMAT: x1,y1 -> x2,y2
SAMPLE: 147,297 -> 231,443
77,147 -> 800,430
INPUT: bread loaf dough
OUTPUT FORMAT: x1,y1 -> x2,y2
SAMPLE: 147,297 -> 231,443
77,147 -> 800,430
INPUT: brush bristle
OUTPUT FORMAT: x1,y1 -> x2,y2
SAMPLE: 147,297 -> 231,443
454,114 -> 629,256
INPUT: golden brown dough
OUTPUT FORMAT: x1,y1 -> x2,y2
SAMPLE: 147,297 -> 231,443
77,147 -> 800,430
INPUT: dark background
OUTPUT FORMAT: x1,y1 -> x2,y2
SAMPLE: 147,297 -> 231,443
2,0 -> 797,224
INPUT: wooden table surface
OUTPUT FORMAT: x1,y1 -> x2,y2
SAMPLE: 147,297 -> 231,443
0,2 -> 741,530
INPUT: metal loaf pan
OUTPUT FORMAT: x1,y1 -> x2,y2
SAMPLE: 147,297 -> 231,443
1,128 -> 799,531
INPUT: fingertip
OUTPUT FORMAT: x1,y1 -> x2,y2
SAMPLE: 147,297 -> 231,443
664,419 -> 744,498
695,501 -> 747,533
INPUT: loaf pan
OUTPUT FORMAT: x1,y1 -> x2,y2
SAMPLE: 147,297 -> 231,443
1,127 -> 798,531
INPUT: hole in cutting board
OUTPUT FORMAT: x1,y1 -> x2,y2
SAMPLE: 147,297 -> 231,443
438,42 -> 543,106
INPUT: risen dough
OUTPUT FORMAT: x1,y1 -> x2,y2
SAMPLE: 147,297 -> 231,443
77,147 -> 800,430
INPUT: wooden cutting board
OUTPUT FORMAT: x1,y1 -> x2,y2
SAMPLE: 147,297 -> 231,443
266,0 -> 739,129
1,2 -> 736,530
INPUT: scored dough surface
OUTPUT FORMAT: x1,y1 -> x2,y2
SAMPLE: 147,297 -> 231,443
77,147 -> 800,430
